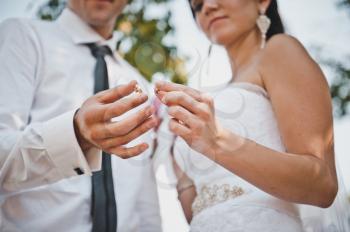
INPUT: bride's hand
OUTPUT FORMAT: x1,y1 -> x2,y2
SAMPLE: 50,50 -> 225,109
155,81 -> 226,157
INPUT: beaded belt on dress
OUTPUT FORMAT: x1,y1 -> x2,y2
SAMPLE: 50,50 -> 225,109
192,184 -> 245,216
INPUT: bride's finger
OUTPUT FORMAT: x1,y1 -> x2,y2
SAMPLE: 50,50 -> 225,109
155,81 -> 202,102
169,118 -> 191,140
154,90 -> 167,101
168,105 -> 197,129
162,91 -> 204,116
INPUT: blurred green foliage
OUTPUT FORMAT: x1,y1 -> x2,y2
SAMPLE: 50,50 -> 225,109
329,61 -> 350,117
329,0 -> 350,117
37,0 -> 187,84
340,0 -> 350,6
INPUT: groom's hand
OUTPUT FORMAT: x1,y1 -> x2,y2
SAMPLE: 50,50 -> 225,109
74,81 -> 158,159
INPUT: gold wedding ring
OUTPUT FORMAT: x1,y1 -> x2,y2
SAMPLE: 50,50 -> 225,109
134,84 -> 143,94
154,87 -> 160,95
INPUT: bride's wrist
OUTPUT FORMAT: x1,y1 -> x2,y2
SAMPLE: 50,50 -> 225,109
176,178 -> 194,196
213,127 -> 246,158
177,180 -> 194,192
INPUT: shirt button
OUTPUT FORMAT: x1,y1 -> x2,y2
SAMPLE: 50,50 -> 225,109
74,168 -> 84,175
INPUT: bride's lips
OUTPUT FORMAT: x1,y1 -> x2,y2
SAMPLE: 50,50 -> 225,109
208,16 -> 229,30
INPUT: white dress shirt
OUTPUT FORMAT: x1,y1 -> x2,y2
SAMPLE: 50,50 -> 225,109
0,8 -> 161,232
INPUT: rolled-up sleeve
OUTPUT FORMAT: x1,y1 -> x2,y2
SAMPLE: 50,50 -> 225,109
0,19 -> 100,193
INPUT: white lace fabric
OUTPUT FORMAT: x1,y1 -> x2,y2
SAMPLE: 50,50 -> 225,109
192,184 -> 245,216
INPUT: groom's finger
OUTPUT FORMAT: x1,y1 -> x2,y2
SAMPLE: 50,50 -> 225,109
155,81 -> 202,102
103,92 -> 148,120
97,80 -> 138,104
109,143 -> 149,159
101,116 -> 158,148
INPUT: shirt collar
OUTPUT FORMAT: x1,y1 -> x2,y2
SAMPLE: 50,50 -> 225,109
56,8 -> 117,51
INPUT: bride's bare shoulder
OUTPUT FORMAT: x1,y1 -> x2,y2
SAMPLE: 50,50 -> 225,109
259,33 -> 327,91
266,34 -> 304,51
261,34 -> 313,68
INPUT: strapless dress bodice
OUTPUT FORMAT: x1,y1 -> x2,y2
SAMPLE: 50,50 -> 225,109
173,82 -> 303,231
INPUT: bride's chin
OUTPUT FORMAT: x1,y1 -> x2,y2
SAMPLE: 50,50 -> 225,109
209,34 -> 234,47
207,29 -> 238,46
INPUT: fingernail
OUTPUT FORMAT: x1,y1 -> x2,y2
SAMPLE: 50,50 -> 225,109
140,94 -> 147,100
134,84 -> 143,94
156,81 -> 166,88
142,143 -> 149,150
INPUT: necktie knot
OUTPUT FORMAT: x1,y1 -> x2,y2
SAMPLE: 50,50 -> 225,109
86,43 -> 113,94
87,44 -> 113,58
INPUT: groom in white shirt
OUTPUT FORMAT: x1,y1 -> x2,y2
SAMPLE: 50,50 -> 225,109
0,0 -> 162,231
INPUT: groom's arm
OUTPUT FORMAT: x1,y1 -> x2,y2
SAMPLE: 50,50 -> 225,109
0,19 -> 101,193
135,157 -> 162,232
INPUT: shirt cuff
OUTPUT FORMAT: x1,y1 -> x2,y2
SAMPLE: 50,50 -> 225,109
42,110 -> 102,178
85,147 -> 102,172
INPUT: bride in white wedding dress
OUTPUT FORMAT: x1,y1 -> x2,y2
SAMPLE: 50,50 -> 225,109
154,0 -> 350,231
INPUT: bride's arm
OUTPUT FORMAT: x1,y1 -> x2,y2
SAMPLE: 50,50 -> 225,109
172,155 -> 196,223
154,35 -> 337,208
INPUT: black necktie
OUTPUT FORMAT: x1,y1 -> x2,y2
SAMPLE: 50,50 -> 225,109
87,44 -> 117,232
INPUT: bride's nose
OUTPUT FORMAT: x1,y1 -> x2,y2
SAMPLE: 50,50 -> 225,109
203,0 -> 219,16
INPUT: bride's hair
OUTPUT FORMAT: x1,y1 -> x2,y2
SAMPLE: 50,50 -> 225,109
265,0 -> 284,39
189,0 -> 285,40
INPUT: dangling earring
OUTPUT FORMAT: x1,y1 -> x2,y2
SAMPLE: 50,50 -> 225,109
256,10 -> 271,49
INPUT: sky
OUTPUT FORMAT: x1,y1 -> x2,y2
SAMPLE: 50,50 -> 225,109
0,0 -> 349,231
